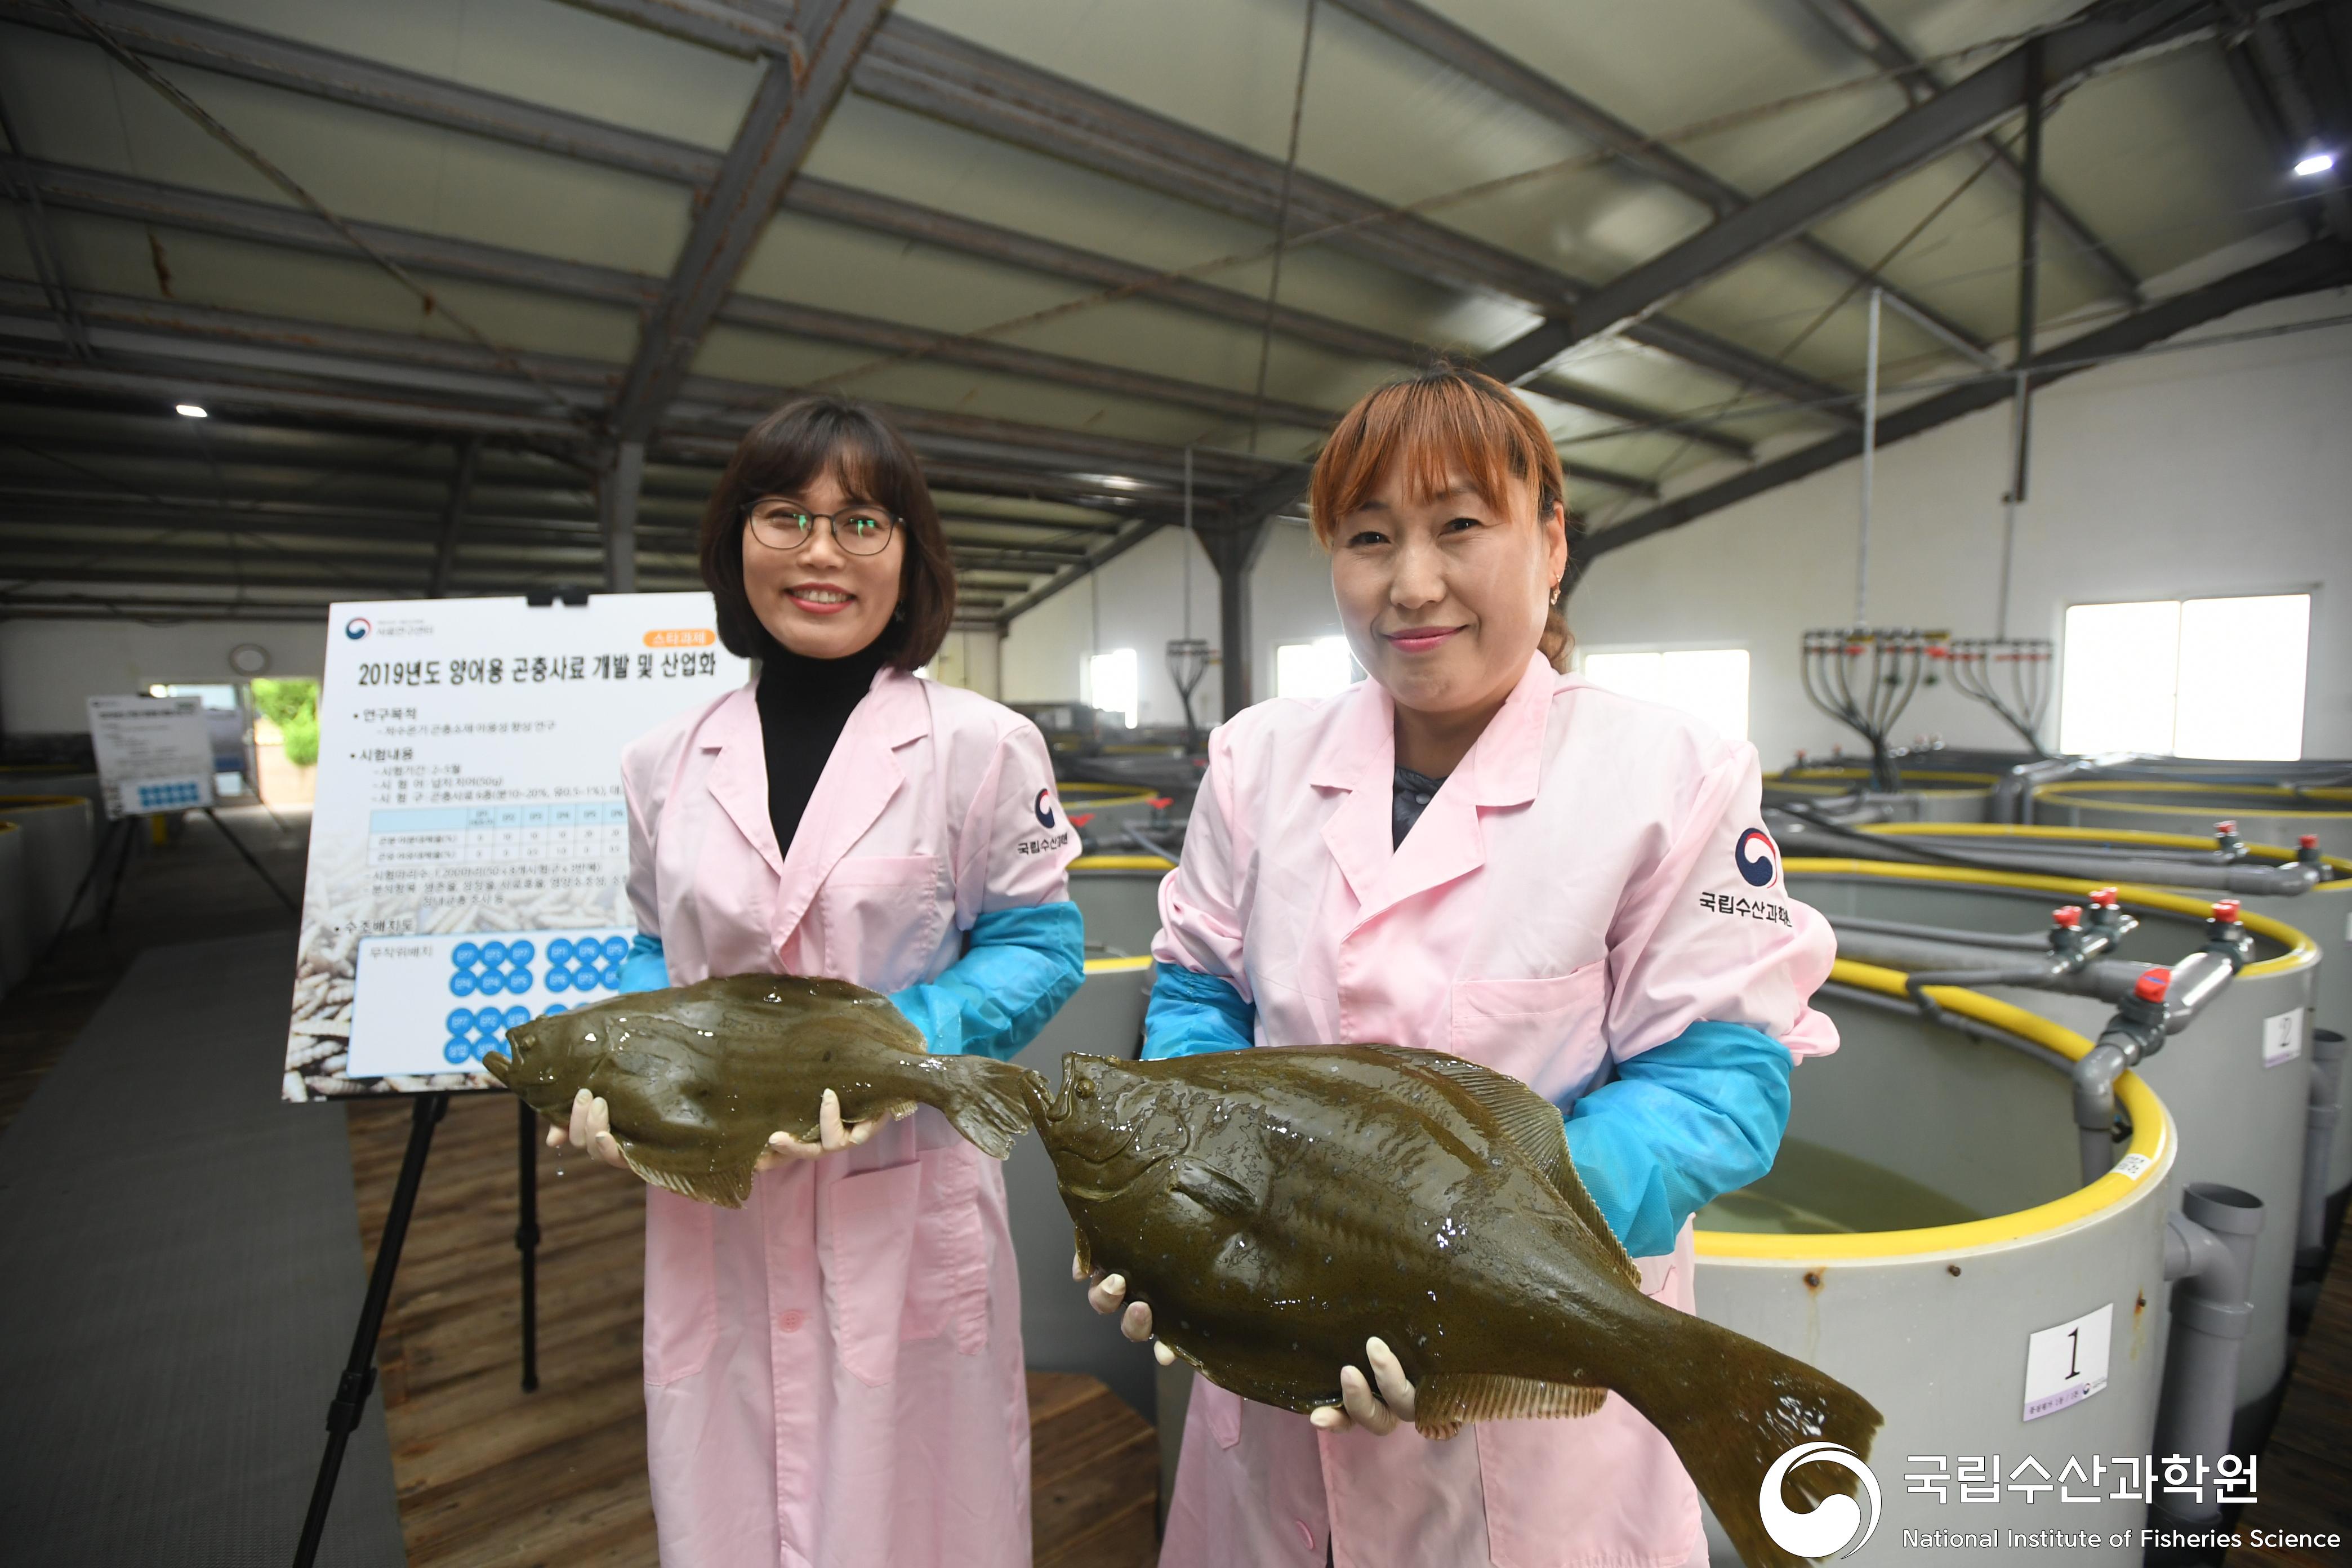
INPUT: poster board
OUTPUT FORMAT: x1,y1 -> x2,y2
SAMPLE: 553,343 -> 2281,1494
283,595 -> 749,1101
88,694 -> 217,818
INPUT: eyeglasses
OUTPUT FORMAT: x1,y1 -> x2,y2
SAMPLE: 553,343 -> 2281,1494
742,499 -> 898,556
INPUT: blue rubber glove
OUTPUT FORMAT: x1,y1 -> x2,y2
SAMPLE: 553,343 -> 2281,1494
620,932 -> 669,994
1141,960 -> 1255,1059
1561,1022 -> 1792,1258
889,901 -> 1085,1060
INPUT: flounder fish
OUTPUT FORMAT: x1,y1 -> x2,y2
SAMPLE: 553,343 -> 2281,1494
1026,1045 -> 1882,1568
484,972 -> 1037,1206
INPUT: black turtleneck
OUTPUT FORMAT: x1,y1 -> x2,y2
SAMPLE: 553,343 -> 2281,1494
755,640 -> 889,861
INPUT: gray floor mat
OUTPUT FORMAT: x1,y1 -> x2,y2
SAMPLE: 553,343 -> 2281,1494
0,934 -> 406,1566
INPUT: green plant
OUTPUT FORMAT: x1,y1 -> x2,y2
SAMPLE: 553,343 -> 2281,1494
251,678 -> 320,768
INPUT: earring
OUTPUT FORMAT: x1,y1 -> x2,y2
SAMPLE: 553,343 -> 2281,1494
1549,581 -> 1562,605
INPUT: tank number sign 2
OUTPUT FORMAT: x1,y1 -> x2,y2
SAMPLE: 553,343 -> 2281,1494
2022,1302 -> 2112,1422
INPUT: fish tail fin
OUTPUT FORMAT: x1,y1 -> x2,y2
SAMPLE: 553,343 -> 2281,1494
933,1057 -> 1045,1159
1618,1315 -> 1883,1568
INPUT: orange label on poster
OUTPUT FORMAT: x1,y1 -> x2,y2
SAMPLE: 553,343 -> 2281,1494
643,628 -> 718,648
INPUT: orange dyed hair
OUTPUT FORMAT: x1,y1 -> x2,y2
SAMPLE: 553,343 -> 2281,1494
1309,366 -> 1573,670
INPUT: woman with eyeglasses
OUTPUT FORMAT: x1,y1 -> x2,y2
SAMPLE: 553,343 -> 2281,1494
549,394 -> 1084,1567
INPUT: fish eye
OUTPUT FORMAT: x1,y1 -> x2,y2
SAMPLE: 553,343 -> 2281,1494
1075,1078 -> 1097,1099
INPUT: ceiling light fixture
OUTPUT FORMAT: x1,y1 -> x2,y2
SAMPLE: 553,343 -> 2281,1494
176,402 -> 208,418
2293,151 -> 2336,177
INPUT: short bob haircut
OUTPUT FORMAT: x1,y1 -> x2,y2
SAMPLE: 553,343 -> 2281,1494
1309,365 -> 1573,670
699,394 -> 956,671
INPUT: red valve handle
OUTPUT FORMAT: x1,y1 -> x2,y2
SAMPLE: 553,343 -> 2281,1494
2135,968 -> 2172,1003
2215,819 -> 2237,836
2090,887 -> 2120,907
2052,906 -> 2083,928
2210,899 -> 2242,923
2301,834 -> 2320,850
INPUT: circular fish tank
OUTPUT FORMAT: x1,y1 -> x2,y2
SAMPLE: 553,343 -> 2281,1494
1068,854 -> 1174,959
1055,781 -> 1182,856
1695,963 -> 2179,1563
0,795 -> 97,946
2033,782 -> 2352,1217
1004,952 -> 1157,1417
1784,859 -> 2315,1445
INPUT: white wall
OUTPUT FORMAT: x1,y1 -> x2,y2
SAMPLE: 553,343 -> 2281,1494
985,288 -> 2352,761
1000,527 -> 1222,727
1568,291 -> 2352,767
1,617 -> 328,734
925,626 -> 1001,698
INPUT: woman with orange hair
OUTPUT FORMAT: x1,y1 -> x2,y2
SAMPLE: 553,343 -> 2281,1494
1088,366 -> 1839,1566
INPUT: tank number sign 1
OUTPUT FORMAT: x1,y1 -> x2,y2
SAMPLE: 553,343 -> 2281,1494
2021,1302 -> 2112,1422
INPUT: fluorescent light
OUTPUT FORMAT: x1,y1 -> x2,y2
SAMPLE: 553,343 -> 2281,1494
175,403 -> 208,418
2295,152 -> 2336,177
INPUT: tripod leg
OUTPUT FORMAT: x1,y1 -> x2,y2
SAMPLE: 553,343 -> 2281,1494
204,807 -> 302,914
38,817 -> 127,965
517,1096 -> 541,1393
293,1092 -> 447,1568
98,818 -> 139,931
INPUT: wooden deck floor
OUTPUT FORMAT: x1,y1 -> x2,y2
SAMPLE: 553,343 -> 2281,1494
347,1092 -> 1157,1567
2224,1205 -> 2352,1567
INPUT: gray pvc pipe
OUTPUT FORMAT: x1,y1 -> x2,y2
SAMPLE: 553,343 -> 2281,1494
1830,913 -> 2050,951
2153,1184 -> 2265,1530
2300,1030 -> 2348,1265
2075,1043 -> 2133,1185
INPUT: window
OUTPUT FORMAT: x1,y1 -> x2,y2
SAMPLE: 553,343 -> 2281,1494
1275,635 -> 1357,701
1578,648 -> 1750,742
1083,648 -> 1139,729
2059,594 -> 2309,759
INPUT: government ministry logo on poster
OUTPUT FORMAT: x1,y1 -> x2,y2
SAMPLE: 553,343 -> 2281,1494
1762,1442 -> 1880,1558
344,616 -> 372,639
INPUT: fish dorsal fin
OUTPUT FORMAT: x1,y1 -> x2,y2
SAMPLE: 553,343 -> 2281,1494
622,1148 -> 756,1210
1385,1049 -> 1641,1291
1414,1373 -> 1606,1438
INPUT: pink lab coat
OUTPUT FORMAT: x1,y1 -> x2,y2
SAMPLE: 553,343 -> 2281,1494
620,666 -> 1080,1568
1150,652 -> 1838,1568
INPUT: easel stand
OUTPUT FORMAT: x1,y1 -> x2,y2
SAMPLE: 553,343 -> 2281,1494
291,1093 -> 546,1565
518,1097 -> 541,1392
295,1092 -> 448,1568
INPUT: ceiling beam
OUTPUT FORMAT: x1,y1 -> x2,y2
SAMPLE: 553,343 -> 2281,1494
0,0 -> 721,182
2,1 -> 1749,455
0,248 -> 1295,498
556,0 -> 800,59
610,0 -> 893,440
1326,0 -> 1987,355
2224,14 -> 2352,242
990,515 -> 1169,625
783,176 -> 1753,457
1575,235 -> 2352,565
17,162 -> 1347,449
1788,0 -> 2145,305
1484,0 -> 2212,382
852,15 -> 1853,420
